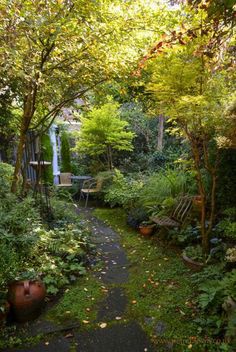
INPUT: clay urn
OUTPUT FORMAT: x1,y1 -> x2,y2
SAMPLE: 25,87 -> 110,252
7,280 -> 46,323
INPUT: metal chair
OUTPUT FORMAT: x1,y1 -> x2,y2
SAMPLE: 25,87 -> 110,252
79,178 -> 103,207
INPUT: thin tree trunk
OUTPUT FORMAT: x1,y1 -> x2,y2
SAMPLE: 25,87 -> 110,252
157,115 -> 164,151
184,127 -> 209,255
11,89 -> 36,193
11,126 -> 27,193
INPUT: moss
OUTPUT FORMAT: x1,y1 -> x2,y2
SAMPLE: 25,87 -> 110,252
94,208 -> 203,351
46,272 -> 106,327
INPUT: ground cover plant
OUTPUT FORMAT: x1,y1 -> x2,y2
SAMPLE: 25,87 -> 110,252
94,208 -> 235,352
0,163 -> 95,347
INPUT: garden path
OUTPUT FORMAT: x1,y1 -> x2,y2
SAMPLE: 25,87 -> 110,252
5,207 -> 155,352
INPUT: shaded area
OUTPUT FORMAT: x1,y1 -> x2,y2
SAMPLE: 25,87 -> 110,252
97,287 -> 127,321
75,322 -> 155,352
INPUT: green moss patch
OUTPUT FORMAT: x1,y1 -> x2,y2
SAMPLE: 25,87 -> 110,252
46,272 -> 107,328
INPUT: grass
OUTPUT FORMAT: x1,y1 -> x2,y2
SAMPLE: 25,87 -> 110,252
93,207 -> 209,352
46,271 -> 107,328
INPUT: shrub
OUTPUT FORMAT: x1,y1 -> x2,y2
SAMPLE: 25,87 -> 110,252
60,131 -> 72,172
216,207 -> 236,242
126,207 -> 149,229
0,162 -> 14,195
195,269 -> 236,339
138,168 -> 196,215
0,242 -> 22,287
41,134 -> 53,184
104,169 -> 144,209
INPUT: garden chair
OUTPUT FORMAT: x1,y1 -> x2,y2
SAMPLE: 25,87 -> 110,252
79,178 -> 103,207
150,196 -> 193,230
57,173 -> 72,187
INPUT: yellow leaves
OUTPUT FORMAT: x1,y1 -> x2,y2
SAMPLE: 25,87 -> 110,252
82,320 -> 90,324
99,322 -> 107,328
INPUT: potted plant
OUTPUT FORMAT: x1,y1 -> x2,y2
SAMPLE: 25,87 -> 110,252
7,270 -> 46,323
138,221 -> 156,237
193,195 -> 202,209
127,207 -> 149,229
182,245 -> 205,271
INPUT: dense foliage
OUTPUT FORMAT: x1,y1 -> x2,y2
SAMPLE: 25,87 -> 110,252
60,130 -> 72,173
0,163 -> 93,304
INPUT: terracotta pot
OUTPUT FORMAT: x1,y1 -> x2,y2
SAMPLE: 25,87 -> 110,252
139,225 -> 155,236
182,254 -> 204,272
7,280 -> 46,323
193,196 -> 202,209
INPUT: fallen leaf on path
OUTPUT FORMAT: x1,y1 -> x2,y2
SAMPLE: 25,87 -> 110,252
132,300 -> 137,304
84,288 -> 88,291
99,323 -> 107,328
86,308 -> 91,312
82,320 -> 90,324
45,342 -> 49,346
65,333 -> 73,338
115,316 -> 122,320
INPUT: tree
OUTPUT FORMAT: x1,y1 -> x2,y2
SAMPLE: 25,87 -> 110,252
60,131 -> 71,173
145,37 -> 231,255
74,101 -> 135,170
0,0 -> 169,192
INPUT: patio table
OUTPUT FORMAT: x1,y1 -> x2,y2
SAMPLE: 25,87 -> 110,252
70,175 -> 92,199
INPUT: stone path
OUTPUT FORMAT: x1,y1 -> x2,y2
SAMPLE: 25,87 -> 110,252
3,207 -> 155,352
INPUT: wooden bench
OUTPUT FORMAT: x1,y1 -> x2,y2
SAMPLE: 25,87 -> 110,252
150,196 -> 193,229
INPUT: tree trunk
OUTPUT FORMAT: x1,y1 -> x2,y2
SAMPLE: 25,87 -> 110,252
185,128 -> 209,255
157,115 -> 164,151
11,126 -> 27,193
11,89 -> 36,193
106,145 -> 113,171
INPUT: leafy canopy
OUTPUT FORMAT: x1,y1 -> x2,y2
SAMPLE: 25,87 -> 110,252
75,101 -> 135,157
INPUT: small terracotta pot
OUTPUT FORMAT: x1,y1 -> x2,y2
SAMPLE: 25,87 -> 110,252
7,280 -> 46,323
193,196 -> 202,209
182,254 -> 204,272
139,225 -> 155,236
